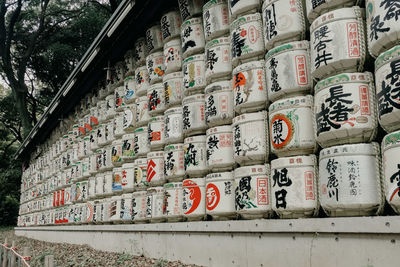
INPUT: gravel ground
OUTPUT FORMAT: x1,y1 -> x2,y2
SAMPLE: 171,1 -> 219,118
0,228 -> 202,267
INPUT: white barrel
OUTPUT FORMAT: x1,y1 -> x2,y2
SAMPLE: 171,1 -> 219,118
89,107 -> 100,129
111,139 -> 123,166
121,163 -> 135,192
163,72 -> 184,108
205,81 -> 234,127
161,10 -> 182,43
75,180 -> 88,203
104,171 -> 113,197
123,104 -> 136,133
113,112 -> 124,138
182,178 -> 206,220
206,172 -> 236,219
134,127 -> 150,158
234,164 -> 272,219
114,86 -> 126,112
178,0 -> 204,21
95,148 -> 104,172
164,39 -> 182,74
146,24 -> 163,54
164,182 -> 184,221
233,60 -> 268,114
122,133 -> 136,162
134,66 -> 150,97
134,37 -> 147,67
81,157 -> 90,178
205,37 -> 232,83
305,0 -> 358,23
89,128 -> 98,152
164,107 -> 184,144
383,131 -> 400,214
97,100 -> 107,123
232,111 -> 269,165
230,13 -> 265,67
314,72 -> 377,147
203,0 -> 229,41
164,144 -> 185,181
112,167 -> 123,194
148,115 -> 165,150
124,75 -> 136,104
105,119 -> 115,145
120,193 -> 133,222
146,51 -> 165,85
310,7 -> 367,80
271,155 -> 318,218
93,200 -> 102,224
109,195 -> 122,222
262,0 -> 306,50
96,123 -> 107,147
181,17 -> 206,58
134,158 -> 148,189
95,173 -> 104,198
269,95 -> 317,156
182,54 -> 206,96
319,143 -> 382,217
265,41 -> 312,102
206,125 -> 235,172
147,83 -> 166,116
135,96 -> 150,126
184,135 -> 208,177
375,46 -> 400,133
101,145 -> 113,171
147,187 -> 166,222
182,94 -> 207,136
132,190 -> 148,222
229,0 -> 261,20
105,94 -> 116,119
146,151 -> 165,186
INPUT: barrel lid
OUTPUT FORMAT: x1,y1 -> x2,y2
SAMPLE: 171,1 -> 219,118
121,193 -> 132,198
181,17 -> 202,30
137,95 -> 148,101
111,195 -> 121,200
146,50 -> 164,59
314,72 -> 373,93
230,12 -> 261,30
112,139 -> 123,145
149,115 -> 164,123
122,163 -> 135,168
96,148 -> 103,153
205,36 -> 230,49
232,111 -> 267,126
164,143 -> 184,151
234,164 -> 270,178
135,65 -> 148,72
132,190 -> 147,196
148,82 -> 164,91
271,155 -> 317,169
183,54 -> 205,63
134,157 -> 147,165
203,0 -> 226,11
375,45 -> 400,71
205,80 -> 232,94
135,37 -> 146,44
319,143 -> 379,159
206,125 -> 232,135
163,71 -> 183,82
134,127 -> 147,133
233,60 -> 265,73
122,133 -> 135,139
265,41 -> 310,60
206,171 -> 233,181
310,7 -> 363,32
184,135 -> 206,143
147,186 -> 164,193
165,106 -> 183,115
113,167 -> 123,172
269,95 -> 313,113
383,130 -> 400,151
183,177 -> 206,187
182,94 -> 205,104
163,182 -> 183,189
164,37 -> 181,47
147,151 -> 164,158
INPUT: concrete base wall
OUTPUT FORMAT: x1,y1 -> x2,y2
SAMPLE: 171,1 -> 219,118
15,217 -> 400,267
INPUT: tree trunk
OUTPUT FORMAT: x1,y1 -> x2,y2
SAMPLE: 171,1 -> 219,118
12,89 -> 32,138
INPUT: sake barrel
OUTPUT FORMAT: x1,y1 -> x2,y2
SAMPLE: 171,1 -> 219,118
103,171 -> 113,197
269,95 -> 317,156
134,66 -> 150,97
233,60 -> 268,114
203,0 -> 229,41
164,144 -> 185,181
147,83 -> 166,116
163,72 -> 184,108
161,10 -> 182,43
88,175 -> 96,200
124,49 -> 135,76
146,151 -> 165,186
146,51 -> 165,85
97,100 -> 107,123
229,0 -> 261,20
148,115 -> 165,150
305,0 -> 359,23
310,7 -> 367,80
182,54 -> 206,96
234,164 -> 272,219
164,182 -> 184,221
100,145 -> 113,172
182,94 -> 207,136
124,75 -> 136,104
121,163 -> 135,192
111,139 -> 123,167
163,39 -> 182,74
206,172 -> 236,220
265,41 -> 312,102
271,155 -> 318,218
147,187 -> 166,223
383,131 -> 400,214
232,111 -> 269,165
375,46 -> 400,133
146,24 -> 163,54
205,81 -> 234,127
319,143 -> 383,216
178,0 -> 204,21
122,104 -> 136,133
184,135 -> 208,177
206,125 -> 235,172
164,107 -> 184,144
314,72 -> 377,147
230,13 -> 265,67
132,190 -> 148,223
112,167 -> 123,195
205,37 -> 232,83
109,195 -> 122,223
135,96 -> 150,127
182,178 -> 206,220
105,119 -> 115,145
181,17 -> 206,58
134,127 -> 150,158
134,158 -> 148,190
120,193 -> 133,222
134,37 -> 147,67
75,180 -> 88,203
95,173 -> 104,198
113,113 -> 124,138
105,94 -> 116,119
114,86 -> 126,112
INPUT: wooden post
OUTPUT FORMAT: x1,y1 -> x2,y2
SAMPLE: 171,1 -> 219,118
2,238 -> 8,267
10,241 -> 16,267
44,255 -> 54,267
